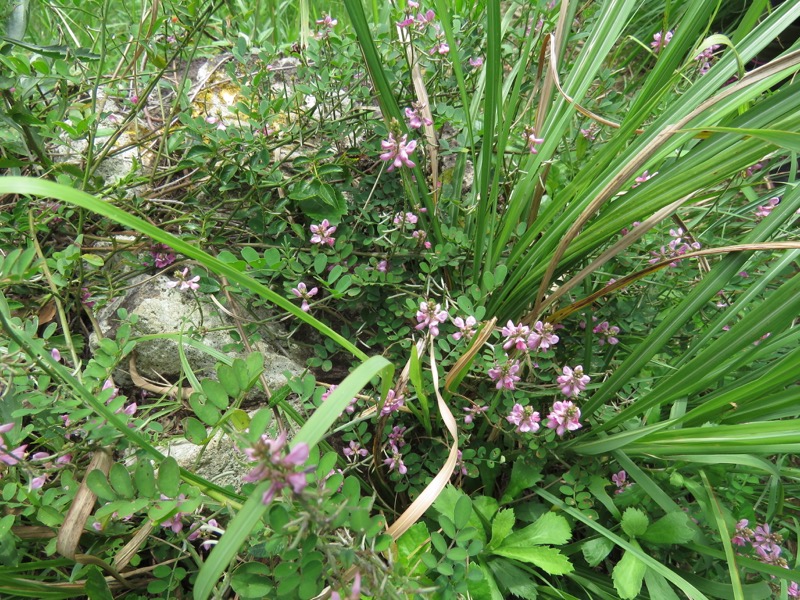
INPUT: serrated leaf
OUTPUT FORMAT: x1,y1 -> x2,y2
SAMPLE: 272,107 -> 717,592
487,558 -> 539,599
501,512 -> 571,548
502,457 -> 543,502
612,549 -> 647,599
488,509 -> 516,551
491,545 -> 573,575
621,507 -> 649,538
641,511 -> 695,545
158,457 -> 180,498
582,537 -> 615,567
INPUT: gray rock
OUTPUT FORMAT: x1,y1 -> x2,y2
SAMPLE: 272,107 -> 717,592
93,273 -> 304,397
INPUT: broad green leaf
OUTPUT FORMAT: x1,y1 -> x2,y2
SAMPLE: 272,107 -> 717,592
502,512 -> 571,548
582,537 -> 614,567
641,512 -> 695,545
454,495 -> 473,531
620,508 -> 649,538
395,522 -> 430,578
491,545 -> 573,575
612,548 -> 647,600
133,458 -> 156,497
230,562 -> 274,597
183,417 -> 208,445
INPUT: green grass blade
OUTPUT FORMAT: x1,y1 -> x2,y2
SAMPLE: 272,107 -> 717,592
699,470 -> 744,600
0,176 -> 367,361
193,355 -> 393,600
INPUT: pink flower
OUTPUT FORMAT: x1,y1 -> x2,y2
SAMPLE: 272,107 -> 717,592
415,9 -> 436,27
343,440 -> 368,459
523,126 -> 544,154
611,470 -> 632,494
755,196 -> 780,219
320,385 -> 358,414
651,30 -> 673,51
388,426 -> 407,451
310,219 -> 337,246
30,474 -> 47,490
592,321 -> 620,345
0,443 -> 26,466
404,104 -> 432,129
463,404 -> 488,424
51,348 -> 61,362
380,389 -> 405,416
0,423 -> 14,434
556,365 -> 590,397
380,133 -> 418,171
102,378 -> 119,400
633,170 -> 656,187
384,449 -> 408,474
732,519 -> 751,547
452,315 -> 477,341
430,40 -> 449,55
506,403 -> 540,433
376,259 -> 388,272
415,301 -> 448,337
488,358 -> 521,390
291,282 -> 319,312
502,320 -> 531,351
151,244 -> 176,268
315,14 -> 337,27
469,56 -> 484,68
412,229 -> 431,249
393,211 -> 419,226
545,400 -> 582,436
166,267 -> 200,291
527,321 -> 559,351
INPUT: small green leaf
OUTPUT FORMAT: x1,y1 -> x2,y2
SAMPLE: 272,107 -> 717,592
133,458 -> 155,497
158,457 -> 181,498
86,469 -> 116,502
314,252 -> 328,274
189,393 -> 221,425
454,495 -> 473,530
582,537 -> 615,567
183,417 -> 208,445
228,409 -> 250,431
216,366 -> 241,400
621,508 -> 649,538
492,545 -> 573,575
612,548 -> 647,599
241,246 -> 260,264
501,512 -> 571,548
231,562 -> 274,597
108,463 -> 134,499
81,253 -> 104,267
641,511 -> 695,545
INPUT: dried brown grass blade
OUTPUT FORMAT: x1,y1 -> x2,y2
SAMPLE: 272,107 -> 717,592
129,354 -> 193,400
531,49 -> 800,321
385,340 -> 458,540
396,23 -> 439,192
113,520 -> 155,571
445,317 -> 497,393
548,241 -> 800,323
57,449 -> 112,559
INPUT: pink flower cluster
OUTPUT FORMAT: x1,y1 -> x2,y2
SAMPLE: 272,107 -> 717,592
500,320 -> 560,353
415,300 -> 448,337
380,389 -> 405,416
393,211 -> 419,226
611,470 -> 633,494
452,315 -> 477,341
696,43 -> 721,75
321,385 -> 358,414
507,400 -> 582,437
0,422 -> 26,466
463,404 -> 488,424
405,103 -> 433,129
310,219 -> 337,246
647,227 -> 702,268
488,359 -> 521,390
506,404 -> 540,433
651,30 -> 673,52
592,320 -> 620,346
755,196 -> 780,219
166,267 -> 200,291
291,282 -> 318,312
384,426 -> 408,475
242,431 -> 310,505
523,125 -> 544,154
380,133 -> 417,171
732,519 -> 799,596
150,244 -> 176,269
556,365 -> 590,397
